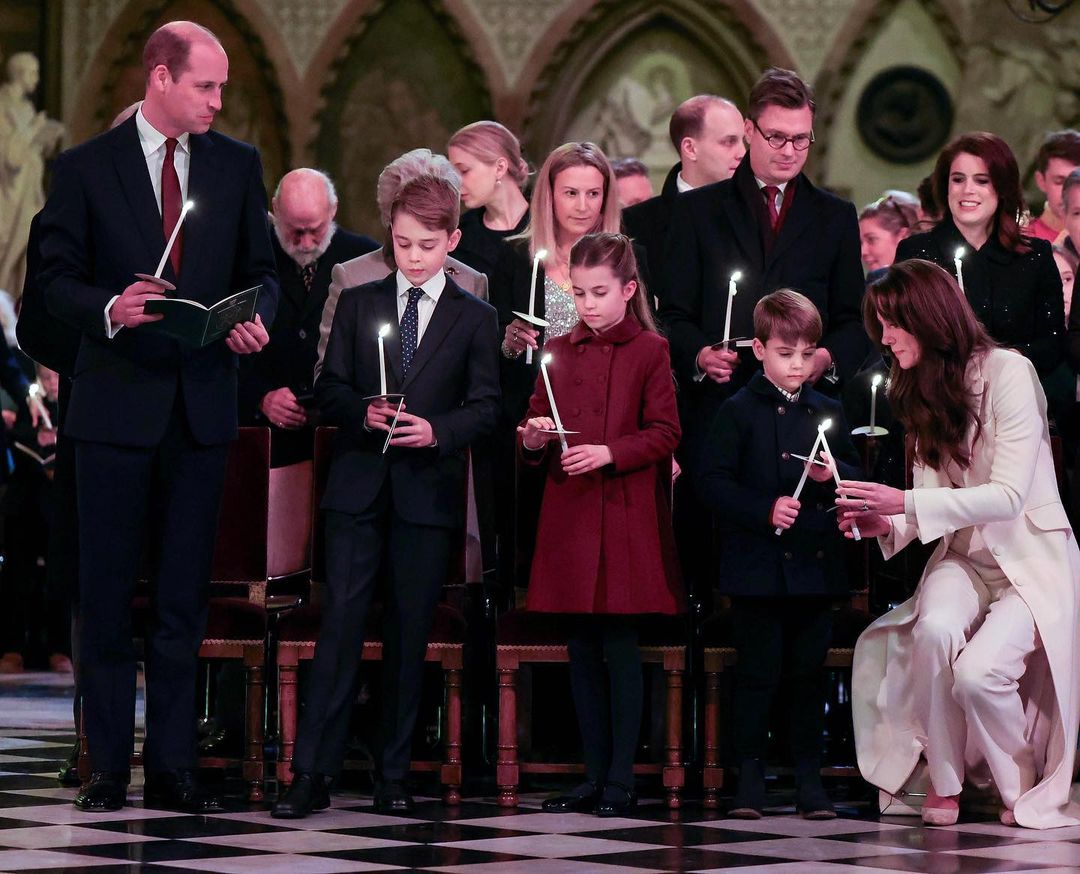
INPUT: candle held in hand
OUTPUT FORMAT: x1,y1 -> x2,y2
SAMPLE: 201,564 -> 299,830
722,270 -> 741,346
155,200 -> 194,279
954,246 -> 965,294
526,248 -> 549,365
377,323 -> 391,396
775,417 -> 830,536
819,427 -> 860,541
539,353 -> 568,452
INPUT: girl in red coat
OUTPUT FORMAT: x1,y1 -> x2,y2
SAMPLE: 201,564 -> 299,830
518,233 -> 684,816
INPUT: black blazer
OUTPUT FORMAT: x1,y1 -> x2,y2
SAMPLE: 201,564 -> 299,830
698,371 -> 861,597
239,227 -> 377,422
454,206 -> 529,281
659,155 -> 865,416
622,162 -> 681,302
316,273 -> 500,527
490,237 -> 652,424
895,219 -> 1064,377
38,116 -> 279,448
16,212 -> 80,378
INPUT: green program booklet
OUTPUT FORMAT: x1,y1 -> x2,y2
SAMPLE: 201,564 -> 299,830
143,285 -> 261,347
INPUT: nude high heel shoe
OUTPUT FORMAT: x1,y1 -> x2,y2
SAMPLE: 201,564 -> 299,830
921,786 -> 960,826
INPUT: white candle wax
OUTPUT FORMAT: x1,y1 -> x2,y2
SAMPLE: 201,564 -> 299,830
869,373 -> 882,432
954,246 -> 965,294
775,421 -> 827,536
377,323 -> 390,396
525,248 -> 548,365
155,200 -> 194,278
722,270 -> 741,346
539,353 -> 568,452
819,428 -> 860,541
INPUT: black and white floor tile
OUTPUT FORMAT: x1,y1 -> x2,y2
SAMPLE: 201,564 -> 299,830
1,673 -> 1076,872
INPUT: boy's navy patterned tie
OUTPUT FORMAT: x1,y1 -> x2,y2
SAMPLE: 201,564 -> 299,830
400,287 -> 424,375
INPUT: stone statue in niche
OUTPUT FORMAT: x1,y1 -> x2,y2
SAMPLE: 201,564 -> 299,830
0,52 -> 64,298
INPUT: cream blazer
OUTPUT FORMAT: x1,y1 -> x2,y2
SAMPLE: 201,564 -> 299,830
853,347 -> 1080,828
314,251 -> 488,380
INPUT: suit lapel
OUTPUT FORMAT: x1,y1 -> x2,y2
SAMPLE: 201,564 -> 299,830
726,165 -> 765,272
179,133 -> 223,293
373,279 -> 403,390
768,176 -> 815,267
111,119 -> 164,271
402,277 -> 464,392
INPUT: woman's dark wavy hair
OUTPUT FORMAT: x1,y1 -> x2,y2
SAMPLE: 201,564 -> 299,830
864,259 -> 995,470
932,132 -> 1030,255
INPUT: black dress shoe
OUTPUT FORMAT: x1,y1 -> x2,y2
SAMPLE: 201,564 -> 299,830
541,780 -> 601,813
795,762 -> 836,820
729,758 -> 766,819
74,771 -> 127,811
271,773 -> 331,819
144,769 -> 224,813
374,779 -> 415,814
58,742 -> 81,788
596,781 -> 637,817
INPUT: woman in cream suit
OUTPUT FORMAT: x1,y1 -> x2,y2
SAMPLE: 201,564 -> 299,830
837,259 -> 1080,829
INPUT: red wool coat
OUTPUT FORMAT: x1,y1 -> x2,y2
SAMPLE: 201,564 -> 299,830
521,317 -> 685,615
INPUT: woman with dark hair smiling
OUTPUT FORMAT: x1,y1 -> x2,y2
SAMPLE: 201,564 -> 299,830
895,133 -> 1064,377
841,259 -> 1080,829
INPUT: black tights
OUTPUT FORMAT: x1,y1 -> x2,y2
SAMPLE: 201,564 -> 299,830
567,616 -> 642,787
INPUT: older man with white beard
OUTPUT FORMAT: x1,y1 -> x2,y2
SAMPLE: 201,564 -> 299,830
240,168 -> 377,462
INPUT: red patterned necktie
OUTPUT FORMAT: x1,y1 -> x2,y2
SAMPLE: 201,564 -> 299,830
762,185 -> 781,231
162,137 -> 183,275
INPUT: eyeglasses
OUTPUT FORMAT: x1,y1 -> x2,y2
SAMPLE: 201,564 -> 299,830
752,120 -> 814,151
871,195 -> 912,228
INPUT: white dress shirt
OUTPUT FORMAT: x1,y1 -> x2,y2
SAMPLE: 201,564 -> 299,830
676,172 -> 694,193
755,177 -> 789,213
105,108 -> 192,338
394,269 -> 445,345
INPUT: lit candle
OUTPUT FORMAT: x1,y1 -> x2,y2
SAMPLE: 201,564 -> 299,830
154,200 -> 194,278
819,427 -> 860,541
722,270 -> 741,346
869,373 -> 883,432
525,248 -> 549,365
539,353 -> 568,452
377,323 -> 391,396
776,418 -> 829,536
27,382 -> 53,431
954,246 -> 965,294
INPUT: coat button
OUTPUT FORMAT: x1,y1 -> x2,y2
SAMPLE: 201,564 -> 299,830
783,551 -> 793,561
603,347 -> 610,354
578,347 -> 585,354
777,406 -> 786,415
816,550 -> 825,559
992,546 -> 1003,556
298,328 -> 307,339
781,451 -> 790,460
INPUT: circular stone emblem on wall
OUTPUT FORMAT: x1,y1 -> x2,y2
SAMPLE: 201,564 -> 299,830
857,66 -> 953,164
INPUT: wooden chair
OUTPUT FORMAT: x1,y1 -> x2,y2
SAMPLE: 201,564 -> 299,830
494,610 -> 688,808
274,426 -> 467,802
77,427 -> 314,801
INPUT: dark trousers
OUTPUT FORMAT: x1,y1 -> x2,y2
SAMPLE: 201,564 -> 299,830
567,616 -> 643,787
293,496 -> 454,780
730,596 -> 834,765
75,403 -> 228,774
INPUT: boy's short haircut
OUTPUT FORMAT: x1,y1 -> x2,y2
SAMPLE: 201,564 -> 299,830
1063,168 -> 1080,211
753,289 -> 822,345
390,174 -> 461,233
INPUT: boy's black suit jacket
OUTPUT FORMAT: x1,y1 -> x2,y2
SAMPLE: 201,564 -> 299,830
316,272 -> 501,528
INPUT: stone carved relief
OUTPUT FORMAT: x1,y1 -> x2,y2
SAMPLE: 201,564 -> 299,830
60,0 -> 131,119
251,0 -> 350,75
756,0 -> 858,80
461,0 -> 578,86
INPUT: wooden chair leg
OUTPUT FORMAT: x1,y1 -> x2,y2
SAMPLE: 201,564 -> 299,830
277,650 -> 298,785
662,666 -> 684,810
442,665 -> 463,805
243,649 -> 266,802
703,664 -> 722,809
496,665 -> 519,807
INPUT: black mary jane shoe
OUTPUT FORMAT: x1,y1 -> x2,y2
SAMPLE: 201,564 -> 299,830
74,771 -> 128,811
271,773 -> 331,819
596,781 -> 637,817
541,780 -> 602,813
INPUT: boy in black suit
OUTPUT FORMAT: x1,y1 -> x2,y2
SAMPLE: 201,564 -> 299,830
699,290 -> 860,820
273,174 -> 500,818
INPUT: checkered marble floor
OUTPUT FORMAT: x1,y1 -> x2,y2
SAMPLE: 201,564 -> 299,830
0,731 -> 1075,874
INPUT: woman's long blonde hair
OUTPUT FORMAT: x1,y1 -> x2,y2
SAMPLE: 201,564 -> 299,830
521,142 -> 621,260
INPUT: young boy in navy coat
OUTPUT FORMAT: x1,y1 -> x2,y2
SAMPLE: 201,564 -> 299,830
699,289 -> 860,819
273,173 -> 500,818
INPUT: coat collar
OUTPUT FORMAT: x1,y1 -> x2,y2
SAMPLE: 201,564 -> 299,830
931,216 -> 1013,266
661,162 -> 682,200
748,369 -> 807,402
568,315 -> 643,345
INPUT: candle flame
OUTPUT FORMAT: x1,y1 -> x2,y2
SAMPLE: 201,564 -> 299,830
871,373 -> 883,388
819,418 -> 833,431
730,270 -> 742,282
378,323 -> 391,338
535,248 -> 549,261
955,246 -> 965,259
182,200 -> 194,213
28,383 -> 40,398
541,353 -> 553,365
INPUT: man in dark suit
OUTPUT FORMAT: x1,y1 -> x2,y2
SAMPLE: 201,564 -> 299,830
622,94 -> 745,300
272,174 -> 499,818
38,21 -> 279,812
240,168 -> 377,463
